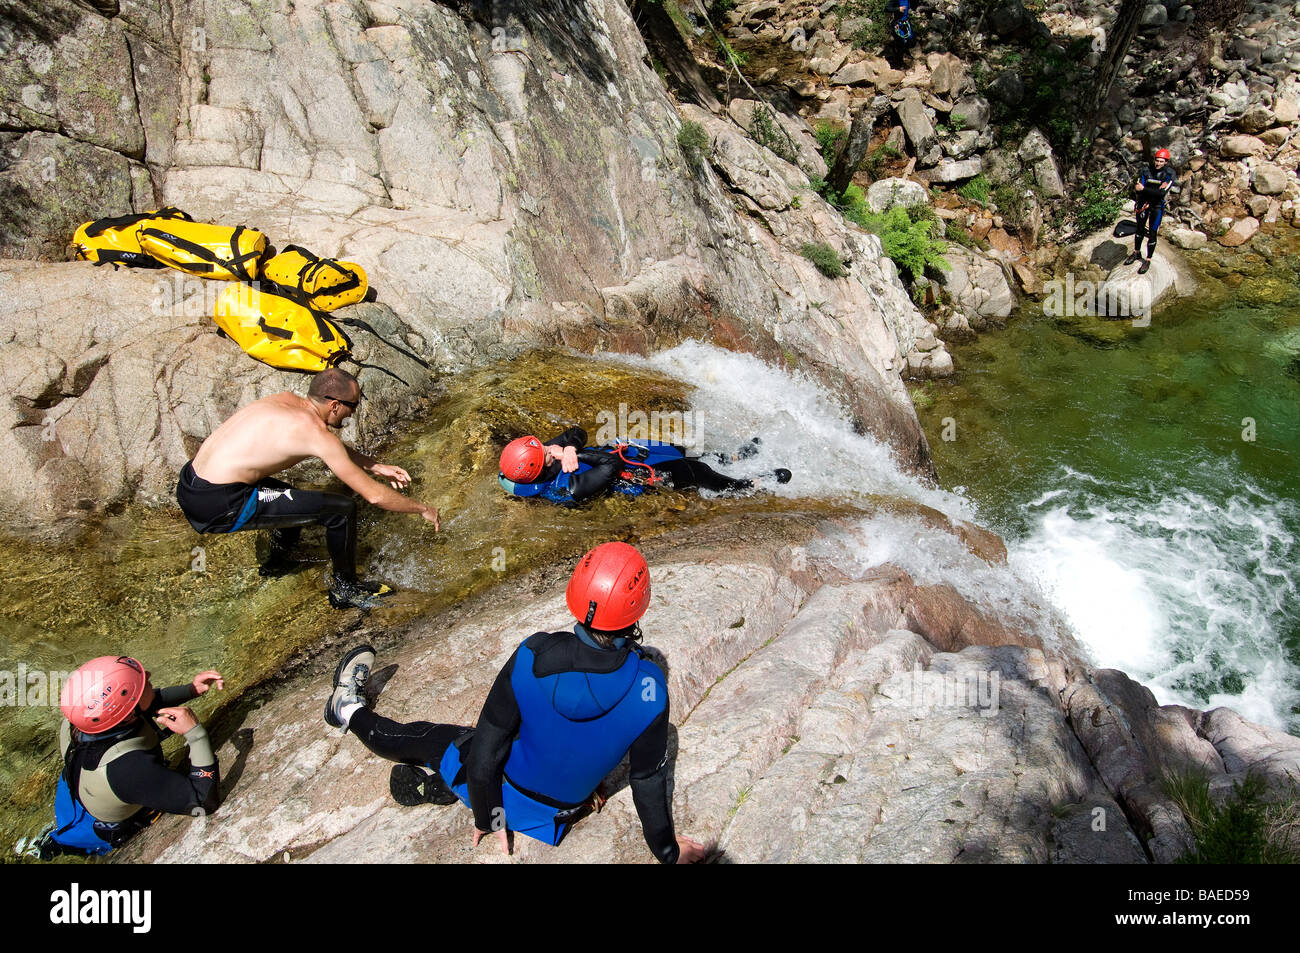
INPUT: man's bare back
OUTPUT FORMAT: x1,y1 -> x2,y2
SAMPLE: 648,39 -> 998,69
192,392 -> 329,485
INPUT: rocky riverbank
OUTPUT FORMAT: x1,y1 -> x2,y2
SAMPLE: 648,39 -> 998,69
115,515 -> 1300,864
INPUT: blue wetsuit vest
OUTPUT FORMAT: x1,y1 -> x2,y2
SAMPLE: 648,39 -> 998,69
438,631 -> 669,846
498,442 -> 685,504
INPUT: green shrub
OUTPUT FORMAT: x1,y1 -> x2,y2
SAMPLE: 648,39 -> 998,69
749,104 -> 796,163
814,121 -> 847,167
677,120 -> 710,170
801,241 -> 846,278
1073,172 -> 1123,233
992,181 -> 1036,230
708,0 -> 735,17
945,222 -> 977,248
715,35 -> 750,68
861,142 -> 902,180
1165,770 -> 1300,864
957,173 -> 991,205
857,204 -> 950,281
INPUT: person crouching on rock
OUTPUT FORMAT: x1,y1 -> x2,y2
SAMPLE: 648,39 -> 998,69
176,367 -> 440,609
323,541 -> 709,863
1126,147 -> 1177,274
498,426 -> 790,506
33,656 -> 224,859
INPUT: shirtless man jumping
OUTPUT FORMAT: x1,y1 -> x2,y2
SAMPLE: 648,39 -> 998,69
176,368 -> 439,609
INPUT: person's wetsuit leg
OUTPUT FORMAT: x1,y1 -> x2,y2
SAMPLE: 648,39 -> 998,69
348,709 -> 468,764
348,709 -> 468,805
1144,204 -> 1164,258
654,457 -> 753,492
238,478 -> 359,580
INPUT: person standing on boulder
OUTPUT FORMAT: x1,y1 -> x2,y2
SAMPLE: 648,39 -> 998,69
176,367 -> 440,609
1126,147 -> 1177,274
322,541 -> 709,864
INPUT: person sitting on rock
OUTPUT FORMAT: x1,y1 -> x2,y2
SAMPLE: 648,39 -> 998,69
176,367 -> 440,609
1126,147 -> 1177,274
34,655 -> 224,859
498,426 -> 790,506
323,541 -> 709,863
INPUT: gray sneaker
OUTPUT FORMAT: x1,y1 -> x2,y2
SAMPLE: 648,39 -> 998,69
324,644 -> 376,732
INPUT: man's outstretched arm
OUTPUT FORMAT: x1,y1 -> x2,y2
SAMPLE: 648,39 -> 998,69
313,430 -> 440,527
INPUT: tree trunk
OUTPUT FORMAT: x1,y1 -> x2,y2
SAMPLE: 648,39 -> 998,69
1090,0 -> 1145,123
629,0 -> 722,113
827,101 -> 879,195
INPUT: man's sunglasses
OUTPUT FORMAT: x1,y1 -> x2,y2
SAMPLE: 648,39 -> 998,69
325,393 -> 363,411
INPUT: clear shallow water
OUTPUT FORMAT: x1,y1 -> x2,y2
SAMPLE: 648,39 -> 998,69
915,239 -> 1300,733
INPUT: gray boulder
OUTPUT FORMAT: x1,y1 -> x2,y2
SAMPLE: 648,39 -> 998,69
866,177 -> 930,213
988,70 -> 1024,107
895,90 -> 937,154
951,95 -> 991,132
936,247 -> 1014,318
1251,163 -> 1288,195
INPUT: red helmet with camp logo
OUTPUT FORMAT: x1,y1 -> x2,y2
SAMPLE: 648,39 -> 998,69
566,542 -> 651,632
61,656 -> 147,734
1154,148 -> 1171,160
499,436 -> 547,483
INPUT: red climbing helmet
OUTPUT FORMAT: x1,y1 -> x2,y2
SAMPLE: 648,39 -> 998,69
500,436 -> 547,483
60,656 -> 148,734
1154,148 -> 1171,161
566,542 -> 651,632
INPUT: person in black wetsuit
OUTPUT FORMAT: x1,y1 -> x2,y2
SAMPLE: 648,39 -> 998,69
499,426 -> 790,506
323,541 -> 709,863
36,655 -> 223,858
1126,147 -> 1177,274
175,368 -> 440,609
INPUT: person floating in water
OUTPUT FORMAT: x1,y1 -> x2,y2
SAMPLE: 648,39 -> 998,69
1126,147 -> 1176,275
32,655 -> 224,859
176,368 -> 440,609
497,426 -> 790,506
324,541 -> 709,862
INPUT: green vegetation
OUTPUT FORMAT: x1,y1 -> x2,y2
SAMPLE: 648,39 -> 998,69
957,173 -> 991,205
1165,770 -> 1300,864
1072,172 -> 1124,233
810,180 -> 949,282
708,0 -> 735,17
814,121 -> 847,168
749,104 -> 796,163
992,181 -> 1035,230
801,241 -> 846,278
715,35 -> 750,68
677,120 -> 710,170
861,204 -> 950,281
861,142 -> 902,179
945,222 -> 978,249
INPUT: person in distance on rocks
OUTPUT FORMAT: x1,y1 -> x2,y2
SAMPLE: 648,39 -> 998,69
1126,147 -> 1177,275
176,367 -> 440,609
31,655 -> 224,859
324,541 -> 709,863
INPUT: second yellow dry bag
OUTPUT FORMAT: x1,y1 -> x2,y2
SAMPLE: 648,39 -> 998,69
262,245 -> 368,311
138,219 -> 267,281
212,284 -> 352,372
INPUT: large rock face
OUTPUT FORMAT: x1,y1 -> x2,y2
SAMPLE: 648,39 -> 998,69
0,0 -> 940,526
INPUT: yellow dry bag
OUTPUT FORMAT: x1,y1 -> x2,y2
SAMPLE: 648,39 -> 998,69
212,284 -> 352,373
137,219 -> 267,282
71,207 -> 192,268
262,245 -> 369,311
